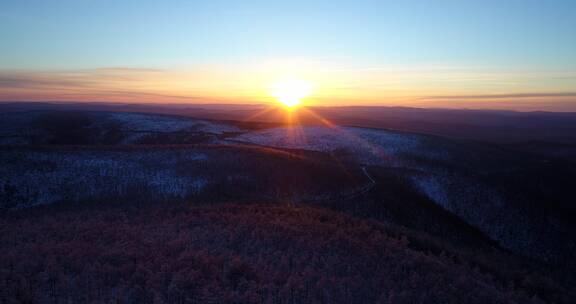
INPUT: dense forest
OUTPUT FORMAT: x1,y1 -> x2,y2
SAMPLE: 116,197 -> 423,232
2,202 -> 574,303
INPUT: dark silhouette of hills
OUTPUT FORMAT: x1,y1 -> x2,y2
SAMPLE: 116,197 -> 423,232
1,104 -> 575,303
3,101 -> 576,144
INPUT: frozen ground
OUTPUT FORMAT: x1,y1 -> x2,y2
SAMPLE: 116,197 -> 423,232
0,150 -> 210,208
108,112 -> 241,134
0,112 -> 47,144
0,111 -> 243,145
232,125 -> 561,260
232,125 -> 448,166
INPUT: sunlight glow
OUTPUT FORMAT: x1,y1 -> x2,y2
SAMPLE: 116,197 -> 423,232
269,78 -> 314,108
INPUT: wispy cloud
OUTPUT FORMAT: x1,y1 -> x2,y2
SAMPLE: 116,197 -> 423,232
93,67 -> 165,73
422,92 -> 576,100
0,74 -> 93,88
1,65 -> 576,111
0,68 -> 159,89
0,67 -> 248,104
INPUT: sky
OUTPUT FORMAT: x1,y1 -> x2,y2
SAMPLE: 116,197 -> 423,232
1,0 -> 576,111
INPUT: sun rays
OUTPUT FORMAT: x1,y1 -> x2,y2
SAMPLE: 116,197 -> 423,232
239,76 -> 392,175
237,100 -> 393,183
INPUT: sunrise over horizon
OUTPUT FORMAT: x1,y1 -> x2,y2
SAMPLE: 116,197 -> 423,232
2,2 -> 576,303
1,0 -> 575,111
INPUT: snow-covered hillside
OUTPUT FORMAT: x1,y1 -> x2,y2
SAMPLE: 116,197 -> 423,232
108,112 -> 240,134
232,125 -> 448,166
233,124 -> 568,262
0,150 -> 209,207
0,111 -> 243,145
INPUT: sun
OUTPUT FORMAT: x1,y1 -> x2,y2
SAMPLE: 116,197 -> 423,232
269,78 -> 314,108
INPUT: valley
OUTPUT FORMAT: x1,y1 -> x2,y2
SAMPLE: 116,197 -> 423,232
1,108 -> 575,303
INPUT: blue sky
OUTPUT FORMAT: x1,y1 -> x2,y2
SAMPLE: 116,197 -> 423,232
1,0 -> 575,110
2,0 -> 575,68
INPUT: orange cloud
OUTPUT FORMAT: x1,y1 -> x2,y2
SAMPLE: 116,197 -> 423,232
1,64 -> 575,111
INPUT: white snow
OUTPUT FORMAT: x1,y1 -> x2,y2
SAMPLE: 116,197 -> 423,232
109,112 -> 241,134
0,150 -> 211,208
232,126 -> 436,166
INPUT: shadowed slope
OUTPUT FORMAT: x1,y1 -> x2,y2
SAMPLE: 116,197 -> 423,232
2,202 -> 573,303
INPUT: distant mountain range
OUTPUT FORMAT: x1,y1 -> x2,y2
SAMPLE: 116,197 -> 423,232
3,101 -> 576,144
